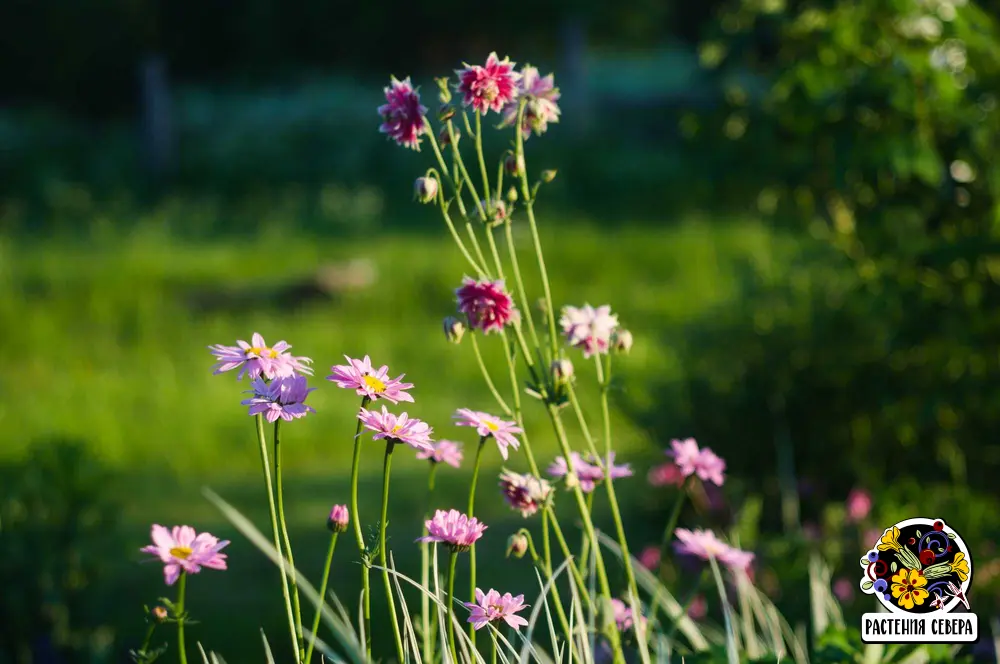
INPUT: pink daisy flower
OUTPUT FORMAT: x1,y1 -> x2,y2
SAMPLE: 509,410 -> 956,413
455,53 -> 521,116
378,76 -> 428,150
610,598 -> 647,633
241,375 -> 316,422
674,528 -> 755,572
453,409 -> 522,460
547,452 -> 604,492
501,66 -> 561,139
208,332 -> 313,381
455,277 -> 518,334
465,588 -> 530,631
499,470 -> 554,517
417,509 -> 487,552
667,438 -> 727,487
140,524 -> 229,586
694,448 -> 726,487
358,405 -> 434,452
327,355 -> 415,404
327,505 -> 350,533
559,304 -> 619,358
416,440 -> 464,468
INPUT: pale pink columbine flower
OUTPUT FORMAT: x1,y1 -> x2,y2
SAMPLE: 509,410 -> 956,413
501,66 -> 561,139
455,53 -> 521,116
610,599 -> 647,633
140,525 -> 229,586
327,355 -> 415,404
453,409 -> 522,460
845,488 -> 872,523
648,462 -> 684,487
559,304 -> 619,357
667,438 -> 727,487
378,76 -> 428,150
465,588 -> 530,631
455,277 -> 518,334
417,509 -> 487,552
241,375 -> 316,422
416,440 -> 464,468
499,470 -> 554,517
358,405 -> 434,452
674,528 -> 755,572
547,452 -> 604,492
208,332 -> 313,380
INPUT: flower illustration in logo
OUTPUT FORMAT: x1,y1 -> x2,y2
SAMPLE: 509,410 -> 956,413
890,568 -> 929,610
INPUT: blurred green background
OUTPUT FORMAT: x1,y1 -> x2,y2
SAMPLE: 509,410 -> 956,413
3,0 -> 1000,662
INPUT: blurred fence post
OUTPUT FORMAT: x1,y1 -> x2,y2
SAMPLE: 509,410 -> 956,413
561,15 -> 593,136
139,54 -> 175,184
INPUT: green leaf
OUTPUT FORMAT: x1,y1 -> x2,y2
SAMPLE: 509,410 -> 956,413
862,580 -> 874,591
916,530 -> 922,537
891,561 -> 897,573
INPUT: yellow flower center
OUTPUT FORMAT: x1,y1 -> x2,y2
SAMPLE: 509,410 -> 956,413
247,346 -> 271,358
485,421 -> 499,432
363,374 -> 387,393
267,349 -> 280,359
391,423 -> 404,434
170,546 -> 193,559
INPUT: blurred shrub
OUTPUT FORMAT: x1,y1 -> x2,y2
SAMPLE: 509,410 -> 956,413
0,439 -> 122,664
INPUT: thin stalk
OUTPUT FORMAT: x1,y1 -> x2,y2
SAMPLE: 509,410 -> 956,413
656,567 -> 706,641
502,219 -> 543,362
538,512 -> 580,663
467,436 -> 488,647
447,550 -> 460,664
304,532 -> 339,664
474,112 -> 492,210
495,158 -> 505,206
176,572 -> 188,664
348,396 -> 373,658
379,439 -> 406,663
274,420 -> 305,662
422,464 -> 439,663
577,492 -> 594,576
470,333 -> 512,416
659,481 -> 689,565
446,119 -> 487,220
709,556 -> 740,664
545,506 -> 592,609
490,631 -> 498,664
485,225 -> 507,281
434,178 -> 486,277
498,331 -> 541,477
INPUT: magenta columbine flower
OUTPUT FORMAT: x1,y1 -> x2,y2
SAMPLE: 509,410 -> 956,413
378,76 -> 428,150
455,277 -> 518,334
416,440 -> 464,468
845,488 -> 872,523
501,66 -> 561,139
667,438 -> 726,487
140,525 -> 229,586
327,355 -> 415,404
674,528 -> 755,572
241,375 -> 316,422
208,332 -> 313,381
559,304 -> 619,358
327,505 -> 349,533
465,588 -> 530,631
358,405 -> 434,452
499,470 -> 554,517
455,53 -> 521,116
453,409 -> 522,460
417,509 -> 487,552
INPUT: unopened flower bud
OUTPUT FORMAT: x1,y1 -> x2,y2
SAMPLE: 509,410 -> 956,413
506,186 -> 518,203
613,329 -> 633,354
541,169 -> 557,183
438,104 -> 455,122
327,504 -> 349,533
443,316 -> 466,344
552,358 -> 574,383
505,152 -> 525,177
439,126 -> 460,146
507,533 -> 529,559
152,606 -> 168,622
436,78 -> 452,104
482,199 -> 507,222
414,177 -> 439,204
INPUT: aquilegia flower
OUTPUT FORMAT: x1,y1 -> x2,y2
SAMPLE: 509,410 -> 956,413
667,438 -> 727,487
208,332 -> 313,380
417,509 -> 487,552
140,525 -> 229,586
241,375 -> 316,422
358,405 -> 434,452
501,66 -> 561,139
455,277 -> 518,334
416,440 -> 464,468
674,528 -> 755,572
499,470 -> 554,517
465,588 -> 530,631
327,355 -> 415,404
378,76 -> 428,150
453,409 -> 522,460
455,53 -> 521,115
559,304 -> 619,358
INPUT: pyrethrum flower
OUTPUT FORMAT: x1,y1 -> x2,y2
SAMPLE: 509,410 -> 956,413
499,470 -> 554,517
466,588 -> 530,631
559,304 -> 619,357
140,525 -> 229,586
667,438 -> 727,487
501,66 -> 561,139
674,528 -> 755,572
378,76 -> 428,150
416,440 -> 464,468
327,505 -> 349,533
417,509 -> 487,552
455,277 -> 518,334
454,409 -> 522,460
208,332 -> 313,380
327,355 -> 415,404
241,375 -> 316,422
456,53 -> 521,115
358,405 -> 434,452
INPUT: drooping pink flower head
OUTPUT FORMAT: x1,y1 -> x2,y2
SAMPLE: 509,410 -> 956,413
208,332 -> 313,381
241,375 -> 316,422
667,438 -> 727,487
559,304 -> 619,358
501,66 -> 561,139
674,528 -> 755,573
417,509 -> 487,552
455,277 -> 518,334
648,462 -> 685,487
327,355 -> 415,404
499,470 -> 554,517
358,405 -> 434,452
378,76 -> 428,150
140,525 -> 229,586
465,588 -> 530,631
610,598 -> 647,633
455,53 -> 521,116
416,440 -> 464,468
327,505 -> 350,533
454,409 -> 522,460
845,488 -> 872,523
547,452 -> 604,492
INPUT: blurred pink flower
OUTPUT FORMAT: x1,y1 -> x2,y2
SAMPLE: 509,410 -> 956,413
593,451 -> 633,481
501,66 -> 561,139
416,440 -> 464,468
667,438 -> 726,486
674,528 -> 754,573
610,598 -> 646,633
417,509 -> 487,552
687,595 -> 707,620
209,332 -> 313,381
465,588 -> 529,631
378,76 -> 428,150
358,405 -> 434,452
453,409 -> 522,460
648,462 -> 684,487
559,304 -> 619,358
455,277 -> 518,334
456,53 -> 521,115
845,488 -> 872,523
140,525 -> 229,586
833,577 -> 853,603
241,375 -> 316,422
327,355 -> 415,404
499,470 -> 553,517
639,546 -> 661,571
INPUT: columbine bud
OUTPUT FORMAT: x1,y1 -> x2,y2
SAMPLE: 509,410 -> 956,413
613,329 -> 633,354
414,177 -> 439,204
505,152 -> 525,177
443,316 -> 466,344
152,606 -> 168,622
327,504 -> 349,533
481,200 -> 507,222
507,533 -> 529,559
439,126 -> 460,146
506,186 -> 518,203
552,358 -> 574,384
541,169 -> 557,183
436,78 -> 452,104
438,104 -> 455,122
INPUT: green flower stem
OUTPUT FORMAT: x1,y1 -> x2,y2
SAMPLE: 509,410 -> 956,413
577,492 -> 594,576
490,630 -> 498,664
431,173 -> 486,278
421,464 -> 439,663
545,505 -> 592,609
497,331 -> 541,476
304,532 -> 338,664
446,550 -> 460,664
347,396 -> 373,659
176,572 -> 188,664
470,333 -> 513,416
502,219 -> 543,365
655,567 -> 706,640
425,122 -> 476,222
254,415 -> 298,662
538,512 -> 580,662
379,439 -> 406,664
446,119 -> 488,221
274,420 -> 305,662
659,481 -> 690,566
485,225 -> 507,281
494,158 -> 505,206
474,112 -> 492,210
709,556 -> 740,664
467,436 -> 488,647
